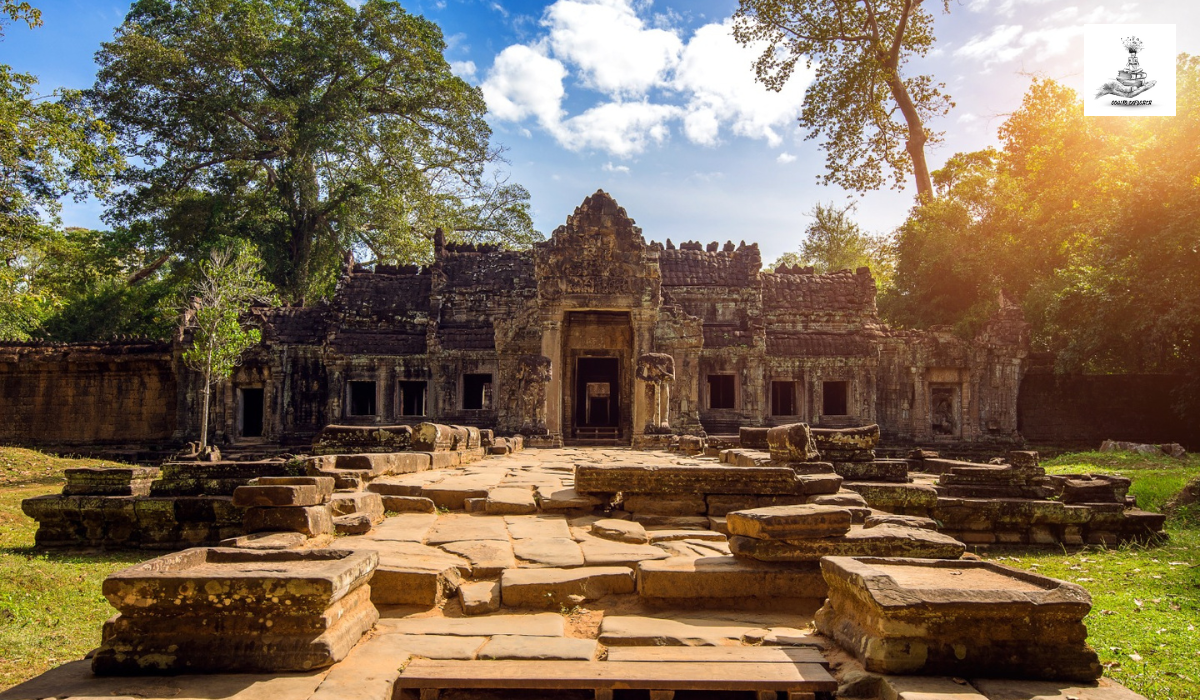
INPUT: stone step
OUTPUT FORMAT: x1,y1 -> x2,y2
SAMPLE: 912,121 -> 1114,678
504,514 -> 572,539
425,515 -> 510,545
393,658 -> 837,695
337,539 -> 467,606
458,581 -> 500,615
512,537 -> 585,568
636,556 -> 826,601
484,487 -> 537,515
605,646 -> 825,664
725,504 -> 853,540
500,566 -> 636,607
330,491 -> 385,522
476,635 -> 598,661
598,615 -> 810,647
729,524 -> 965,562
438,540 -> 517,578
377,612 -> 565,637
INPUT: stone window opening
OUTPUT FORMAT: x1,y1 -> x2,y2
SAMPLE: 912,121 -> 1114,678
822,380 -> 849,416
707,374 -> 737,410
771,380 -> 800,416
347,381 -> 377,416
462,373 -> 493,410
398,381 -> 426,417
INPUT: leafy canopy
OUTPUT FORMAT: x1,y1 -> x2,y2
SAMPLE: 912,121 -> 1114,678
0,3 -> 125,340
91,0 -> 538,303
734,0 -> 953,199
772,201 -> 894,289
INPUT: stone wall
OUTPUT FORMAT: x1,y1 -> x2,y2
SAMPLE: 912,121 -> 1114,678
0,341 -> 177,446
1018,369 -> 1197,449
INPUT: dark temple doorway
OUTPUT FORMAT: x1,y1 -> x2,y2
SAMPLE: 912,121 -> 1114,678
240,387 -> 264,438
574,357 -> 620,438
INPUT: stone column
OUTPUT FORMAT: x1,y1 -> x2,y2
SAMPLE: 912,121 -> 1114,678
541,313 -> 563,443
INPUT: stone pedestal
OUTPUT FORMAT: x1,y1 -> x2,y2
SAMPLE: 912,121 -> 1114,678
815,556 -> 1102,682
92,547 -> 379,674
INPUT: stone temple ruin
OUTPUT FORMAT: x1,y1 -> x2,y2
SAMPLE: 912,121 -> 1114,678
4,191 -> 1168,700
0,190 -> 1029,452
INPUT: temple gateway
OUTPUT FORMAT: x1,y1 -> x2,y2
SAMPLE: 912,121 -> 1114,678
0,190 -> 1029,449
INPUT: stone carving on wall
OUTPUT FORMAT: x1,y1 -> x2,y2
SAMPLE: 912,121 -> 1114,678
515,354 -> 553,435
636,352 -> 675,433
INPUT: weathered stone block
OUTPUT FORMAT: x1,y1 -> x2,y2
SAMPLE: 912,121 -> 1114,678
832,460 -> 908,483
312,424 -> 413,454
413,423 -> 466,452
92,547 -> 378,674
739,427 -> 770,450
811,424 -> 880,452
63,467 -> 159,497
843,482 -> 939,512
575,463 -> 807,495
330,492 -> 385,522
621,494 -> 707,515
233,484 -> 326,508
333,513 -> 374,535
379,495 -> 437,513
485,487 -> 537,515
730,525 -> 965,562
726,505 -> 853,540
500,566 -> 636,607
637,556 -> 826,601
767,423 -> 819,462
243,505 -> 334,536
815,556 -> 1101,682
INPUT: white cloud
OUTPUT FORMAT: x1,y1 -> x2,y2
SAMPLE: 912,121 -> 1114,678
776,152 -> 796,164
481,45 -> 566,126
490,2 -> 509,18
543,0 -> 683,96
673,19 -> 810,147
603,162 -> 631,174
480,2 -> 812,157
955,24 -> 1025,68
450,60 -> 477,79
957,112 -> 979,123
550,101 -> 679,158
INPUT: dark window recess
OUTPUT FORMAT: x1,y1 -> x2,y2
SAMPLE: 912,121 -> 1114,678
707,374 -> 736,409
823,381 -> 849,416
348,381 -> 377,416
398,381 -> 427,417
240,388 -> 264,437
771,381 -> 798,416
462,374 -> 493,410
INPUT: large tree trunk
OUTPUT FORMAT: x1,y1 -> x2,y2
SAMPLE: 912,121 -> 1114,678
885,73 -> 934,201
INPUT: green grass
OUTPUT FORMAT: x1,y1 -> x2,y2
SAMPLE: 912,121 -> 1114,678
0,448 -> 153,691
978,450 -> 1200,700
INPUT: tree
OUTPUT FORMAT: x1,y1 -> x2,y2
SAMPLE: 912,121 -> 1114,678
772,201 -> 894,287
181,245 -> 275,451
0,2 -> 124,339
734,0 -> 952,199
90,0 -> 537,304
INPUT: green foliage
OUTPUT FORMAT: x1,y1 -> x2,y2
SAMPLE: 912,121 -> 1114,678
0,7 -> 125,340
91,0 -> 538,303
770,201 -> 894,289
733,0 -> 953,198
882,57 -> 1200,427
181,244 -> 275,448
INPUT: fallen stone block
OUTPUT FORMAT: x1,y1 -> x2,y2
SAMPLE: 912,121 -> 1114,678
864,513 -> 938,530
438,539 -> 517,578
637,556 -> 826,601
706,494 -> 809,517
357,543 -> 466,606
379,495 -> 436,513
730,524 -> 965,562
334,512 -> 374,535
630,514 -> 710,529
422,477 -> 496,510
501,566 -> 636,607
576,463 -> 807,495
577,536 -> 670,567
537,486 -> 603,511
592,518 -> 649,543
312,424 -> 413,454
413,423 -> 468,452
726,504 -> 853,540
330,492 -> 385,522
810,424 -> 880,452
485,486 -> 537,515
739,426 -> 770,450
767,422 -> 819,462
458,581 -> 500,616
243,505 -> 334,536
816,556 -> 1102,682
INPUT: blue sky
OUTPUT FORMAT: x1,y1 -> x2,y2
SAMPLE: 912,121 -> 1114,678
3,0 -> 1198,264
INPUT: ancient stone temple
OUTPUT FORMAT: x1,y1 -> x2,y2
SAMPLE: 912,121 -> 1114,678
0,190 -> 1028,449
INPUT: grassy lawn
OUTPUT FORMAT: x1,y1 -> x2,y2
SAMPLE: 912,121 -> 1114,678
0,448 -> 152,691
0,447 -> 1197,698
977,451 -> 1200,700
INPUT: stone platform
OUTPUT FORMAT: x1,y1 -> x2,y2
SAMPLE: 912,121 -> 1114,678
6,447 -> 1155,700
